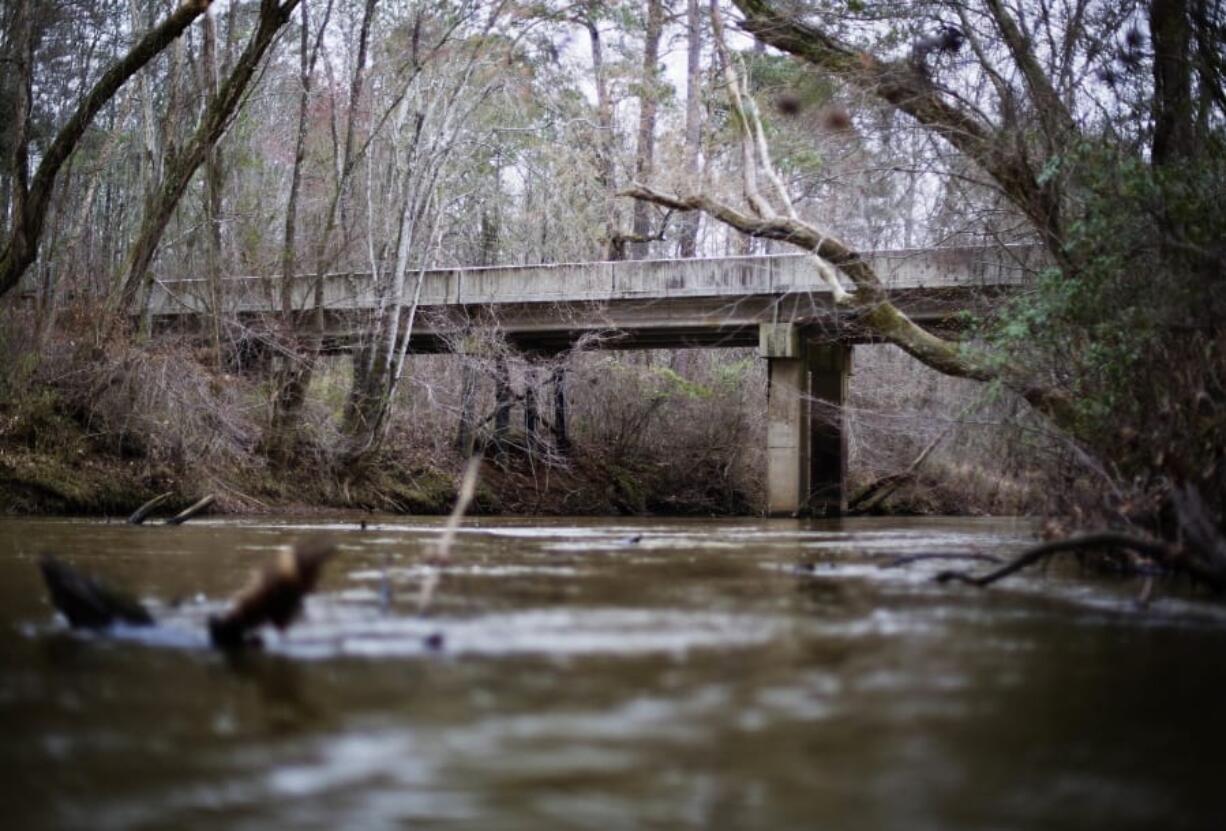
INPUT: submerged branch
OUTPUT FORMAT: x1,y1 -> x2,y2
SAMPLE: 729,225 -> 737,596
933,532 -> 1192,587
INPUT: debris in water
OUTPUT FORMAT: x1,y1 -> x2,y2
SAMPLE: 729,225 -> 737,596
208,537 -> 338,650
39,555 -> 154,629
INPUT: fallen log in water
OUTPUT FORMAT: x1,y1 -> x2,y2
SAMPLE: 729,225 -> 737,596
37,538 -> 338,650
39,555 -> 154,628
165,495 -> 215,526
127,492 -> 172,525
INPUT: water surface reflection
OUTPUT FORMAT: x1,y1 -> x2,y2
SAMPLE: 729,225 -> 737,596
1,516 -> 1224,830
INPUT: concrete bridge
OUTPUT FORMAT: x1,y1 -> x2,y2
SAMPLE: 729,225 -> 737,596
149,245 -> 1043,516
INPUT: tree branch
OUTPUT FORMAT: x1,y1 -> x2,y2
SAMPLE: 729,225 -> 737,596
729,0 -> 1062,244
933,532 -> 1226,589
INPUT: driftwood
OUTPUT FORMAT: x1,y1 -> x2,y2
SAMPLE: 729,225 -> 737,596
207,537 -> 338,649
165,494 -> 216,525
934,533 -> 1179,587
38,538 -> 338,650
127,492 -> 172,525
39,555 -> 154,628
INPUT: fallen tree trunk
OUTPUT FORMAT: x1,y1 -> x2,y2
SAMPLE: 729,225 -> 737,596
165,494 -> 215,526
127,492 -> 172,525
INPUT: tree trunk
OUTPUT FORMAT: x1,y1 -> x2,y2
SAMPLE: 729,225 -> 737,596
629,0 -> 663,260
267,0 -> 372,463
1150,0 -> 1196,167
5,0 -> 34,291
678,0 -> 703,258
583,12 -> 620,261
202,9 -> 225,365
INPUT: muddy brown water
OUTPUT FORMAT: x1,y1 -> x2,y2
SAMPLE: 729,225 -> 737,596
1,516 -> 1225,830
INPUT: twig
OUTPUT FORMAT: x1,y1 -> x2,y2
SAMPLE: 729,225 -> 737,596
127,491 -> 171,525
165,494 -> 216,526
416,456 -> 481,615
934,532 -> 1176,587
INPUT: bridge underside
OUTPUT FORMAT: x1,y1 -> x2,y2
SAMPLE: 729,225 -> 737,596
196,285 -> 1003,355
154,287 -> 1003,518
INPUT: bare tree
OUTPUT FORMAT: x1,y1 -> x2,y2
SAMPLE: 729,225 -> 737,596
677,0 -> 704,257
341,2 -> 510,465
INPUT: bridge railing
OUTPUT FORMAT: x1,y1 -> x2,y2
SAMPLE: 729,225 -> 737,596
147,245 -> 1045,317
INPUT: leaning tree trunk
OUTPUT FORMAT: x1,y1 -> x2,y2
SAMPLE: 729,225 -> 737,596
623,1 -> 1078,431
628,0 -> 663,261
112,0 -> 301,321
0,0 -> 213,301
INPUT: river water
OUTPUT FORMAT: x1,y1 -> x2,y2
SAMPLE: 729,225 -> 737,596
1,515 -> 1224,830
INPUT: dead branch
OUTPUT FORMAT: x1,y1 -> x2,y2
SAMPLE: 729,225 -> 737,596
207,537 -> 337,649
165,494 -> 216,525
39,555 -> 155,628
417,456 -> 481,615
127,491 -> 172,525
934,532 -> 1181,587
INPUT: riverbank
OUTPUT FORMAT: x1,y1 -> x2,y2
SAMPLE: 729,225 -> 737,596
0,430 -> 1025,520
0,332 -> 1041,520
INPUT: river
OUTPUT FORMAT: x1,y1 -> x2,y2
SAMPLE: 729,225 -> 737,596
1,516 -> 1224,830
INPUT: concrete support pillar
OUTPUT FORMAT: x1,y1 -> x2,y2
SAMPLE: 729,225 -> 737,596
761,324 -> 809,517
807,344 -> 851,516
760,324 -> 850,517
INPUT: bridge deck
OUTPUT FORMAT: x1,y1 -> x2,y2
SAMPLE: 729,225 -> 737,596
149,246 -> 1042,352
